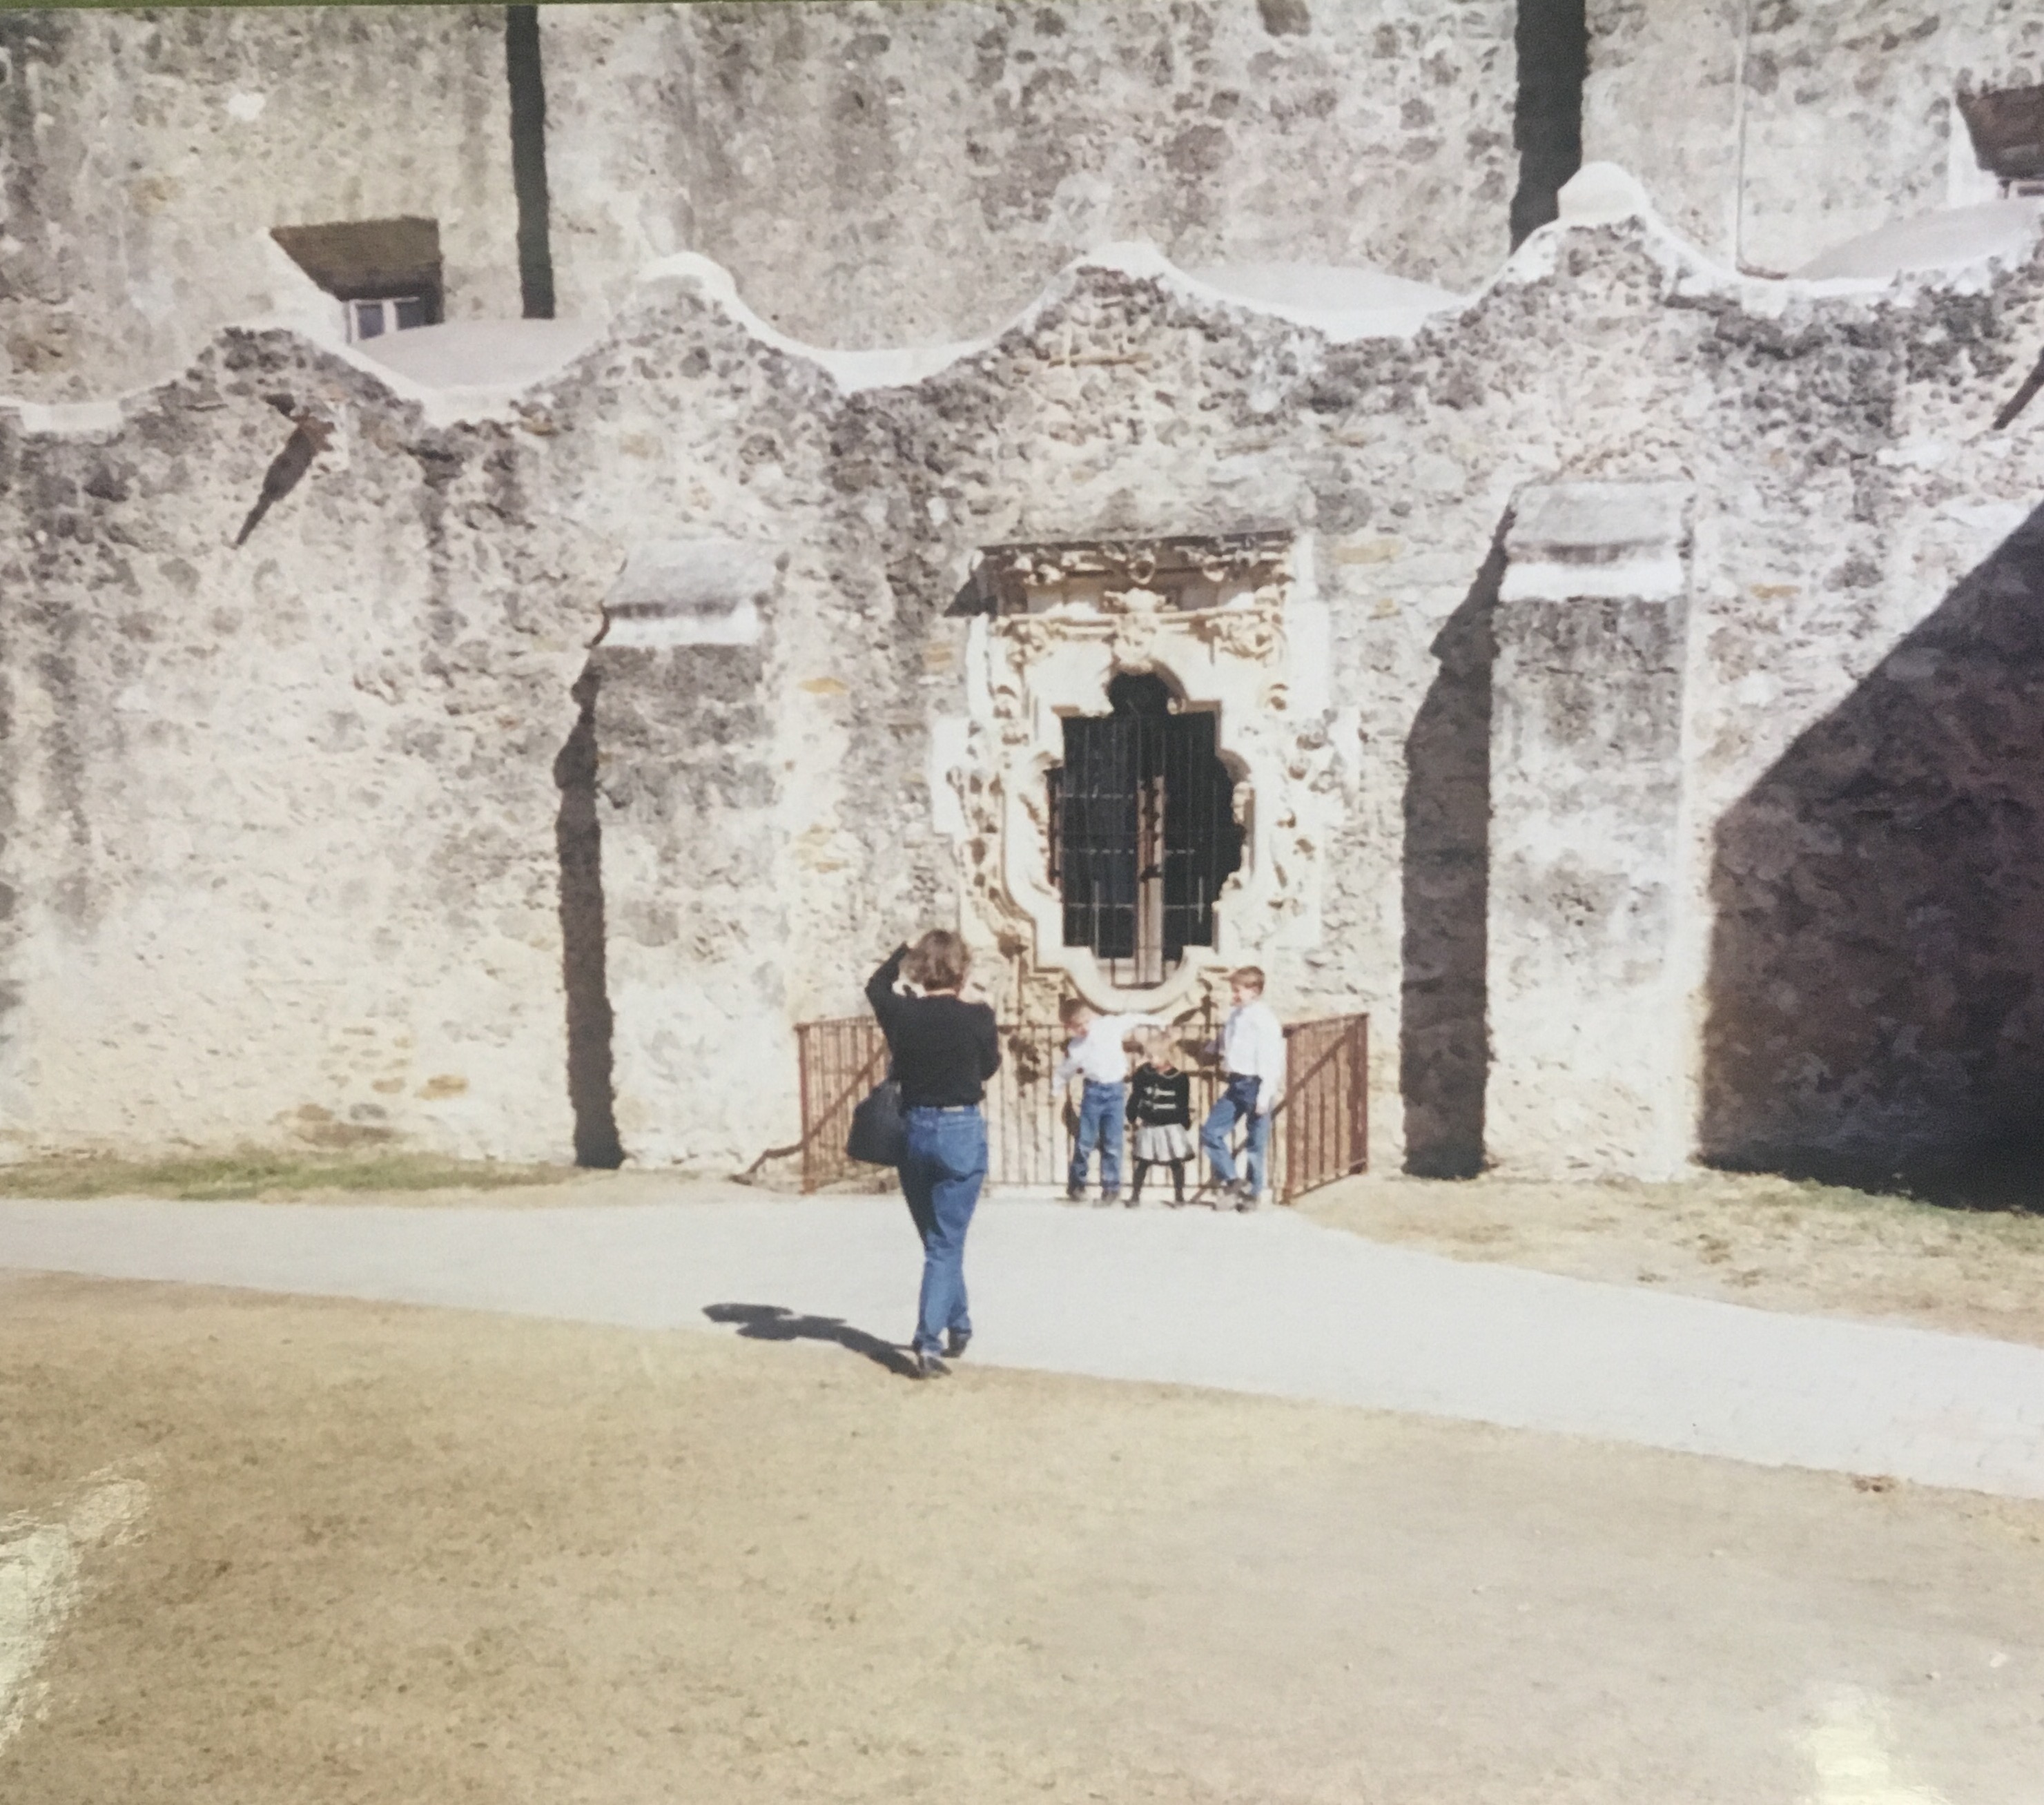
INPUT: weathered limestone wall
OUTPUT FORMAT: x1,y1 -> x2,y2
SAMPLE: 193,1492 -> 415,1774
541,0 -> 1522,344
4,0 -> 1526,405
0,347 -> 591,1159
1584,0 -> 2044,273
1486,482 -> 1691,1180
0,6 -> 521,402
6,173 -> 2044,1180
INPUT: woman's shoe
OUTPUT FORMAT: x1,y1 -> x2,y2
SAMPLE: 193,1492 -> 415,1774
910,1347 -> 951,1379
944,1329 -> 971,1360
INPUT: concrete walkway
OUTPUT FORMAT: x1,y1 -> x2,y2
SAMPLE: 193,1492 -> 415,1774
4,1186 -> 2044,1501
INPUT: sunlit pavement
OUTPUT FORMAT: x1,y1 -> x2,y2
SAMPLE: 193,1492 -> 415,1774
3,1184 -> 2043,1498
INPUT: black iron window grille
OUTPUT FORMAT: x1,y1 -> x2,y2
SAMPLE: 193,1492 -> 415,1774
1048,672 -> 1243,989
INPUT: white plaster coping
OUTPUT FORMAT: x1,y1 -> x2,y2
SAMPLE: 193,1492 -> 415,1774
9,161 -> 2042,430
1795,198 -> 2044,282
632,254 -> 984,392
601,539 -> 778,648
4,399 -> 125,436
1501,480 -> 1695,604
1492,160 -> 2043,317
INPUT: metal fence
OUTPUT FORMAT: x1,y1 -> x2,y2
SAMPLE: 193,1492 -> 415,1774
797,1012 -> 1367,1202
795,1017 -> 890,1196
1275,1015 -> 1370,1198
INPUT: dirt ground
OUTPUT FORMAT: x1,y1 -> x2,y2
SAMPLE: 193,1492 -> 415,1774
4,1273 -> 2043,1804
1301,1170 -> 2044,1349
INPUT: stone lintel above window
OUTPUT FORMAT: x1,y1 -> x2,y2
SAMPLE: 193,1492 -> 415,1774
952,531 -> 1293,618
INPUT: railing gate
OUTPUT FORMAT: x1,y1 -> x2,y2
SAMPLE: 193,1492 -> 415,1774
795,1012 -> 1367,1202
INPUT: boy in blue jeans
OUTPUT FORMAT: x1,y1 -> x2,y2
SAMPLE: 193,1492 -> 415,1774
1199,966 -> 1285,1210
1055,996 -> 1167,1204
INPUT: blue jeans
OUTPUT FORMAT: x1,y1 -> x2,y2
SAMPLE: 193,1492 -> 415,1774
900,1106 -> 988,1356
1069,1080 -> 1127,1195
1200,1075 -> 1270,1192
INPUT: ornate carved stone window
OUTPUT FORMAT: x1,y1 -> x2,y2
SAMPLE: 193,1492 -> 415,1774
942,529 -> 1332,1016
1049,672 -> 1242,989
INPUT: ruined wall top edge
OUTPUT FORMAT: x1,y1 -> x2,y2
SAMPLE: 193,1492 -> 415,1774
6,177 -> 2041,438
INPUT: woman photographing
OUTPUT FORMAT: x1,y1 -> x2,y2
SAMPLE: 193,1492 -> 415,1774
865,930 -> 1002,1378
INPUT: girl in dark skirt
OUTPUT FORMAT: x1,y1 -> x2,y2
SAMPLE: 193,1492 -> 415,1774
1125,1033 -> 1195,1207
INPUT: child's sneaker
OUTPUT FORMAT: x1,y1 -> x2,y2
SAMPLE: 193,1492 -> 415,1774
910,1347 -> 951,1379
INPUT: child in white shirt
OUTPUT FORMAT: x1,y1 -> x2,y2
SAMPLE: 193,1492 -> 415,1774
1199,966 -> 1285,1209
1055,997 -> 1167,1203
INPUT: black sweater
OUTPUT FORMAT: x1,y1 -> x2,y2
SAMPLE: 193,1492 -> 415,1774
1127,1064 -> 1191,1129
864,946 -> 1002,1109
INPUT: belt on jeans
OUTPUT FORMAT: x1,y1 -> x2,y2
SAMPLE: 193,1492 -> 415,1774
908,1103 -> 980,1113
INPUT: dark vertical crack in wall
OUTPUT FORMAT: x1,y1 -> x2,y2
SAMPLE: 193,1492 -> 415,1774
1510,0 -> 1588,247
506,4 -> 556,320
554,667 -> 623,1167
1400,525 -> 1505,1177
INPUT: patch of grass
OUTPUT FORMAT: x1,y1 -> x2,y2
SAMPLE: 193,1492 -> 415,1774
0,1149 -> 567,1202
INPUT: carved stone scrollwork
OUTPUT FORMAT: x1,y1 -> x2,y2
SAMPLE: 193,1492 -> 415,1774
1102,584 -> 1167,670
1187,594 -> 1285,665
960,530 -> 1293,617
946,531 -> 1327,1013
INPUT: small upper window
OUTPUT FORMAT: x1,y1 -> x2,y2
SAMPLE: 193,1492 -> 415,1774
347,296 -> 429,342
271,217 -> 445,337
1957,84 -> 2044,195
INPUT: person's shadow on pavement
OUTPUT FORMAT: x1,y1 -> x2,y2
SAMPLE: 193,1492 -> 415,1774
703,1302 -> 918,1378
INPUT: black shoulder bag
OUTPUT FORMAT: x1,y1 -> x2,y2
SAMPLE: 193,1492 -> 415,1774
845,1067 -> 907,1167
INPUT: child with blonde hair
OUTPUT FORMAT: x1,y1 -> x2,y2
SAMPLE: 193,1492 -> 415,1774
1055,995 -> 1167,1204
1125,1031 -> 1195,1207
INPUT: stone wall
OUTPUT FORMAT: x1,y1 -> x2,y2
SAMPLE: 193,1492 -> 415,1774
543,0 -> 1522,344
2,1 -> 1523,404
1584,0 -> 2044,273
6,170 -> 2044,1180
1486,481 -> 1691,1180
0,348 -> 590,1159
0,6 -> 523,403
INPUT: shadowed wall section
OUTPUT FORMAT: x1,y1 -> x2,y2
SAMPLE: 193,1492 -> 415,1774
1705,500 -> 2044,1195
1511,0 -> 1587,247
554,666 -> 623,1168
1400,529 -> 1503,1177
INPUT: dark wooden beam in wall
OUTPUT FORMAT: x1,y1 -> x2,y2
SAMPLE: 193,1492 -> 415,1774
1510,0 -> 1588,248
506,4 -> 556,320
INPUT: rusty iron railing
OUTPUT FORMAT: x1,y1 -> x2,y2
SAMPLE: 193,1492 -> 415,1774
795,1011 -> 1367,1202
794,1016 -> 889,1195
1272,1015 -> 1370,1201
